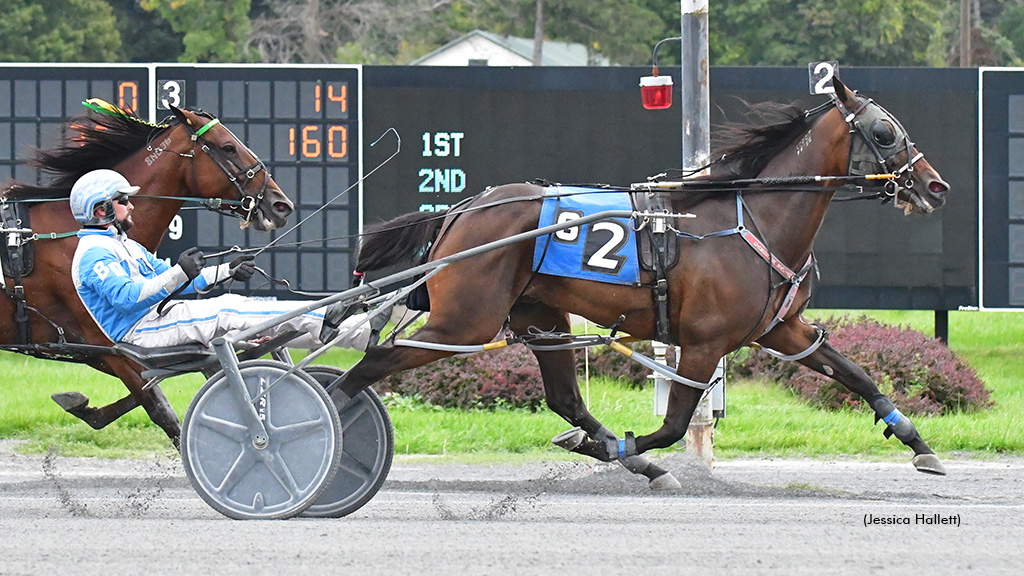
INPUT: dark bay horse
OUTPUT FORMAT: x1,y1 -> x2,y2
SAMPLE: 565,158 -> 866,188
0,102 -> 294,448
341,77 -> 951,486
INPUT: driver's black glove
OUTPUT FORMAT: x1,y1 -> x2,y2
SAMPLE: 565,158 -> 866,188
177,247 -> 206,280
228,254 -> 256,282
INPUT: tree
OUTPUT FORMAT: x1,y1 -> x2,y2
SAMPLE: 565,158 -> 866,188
108,0 -> 184,63
709,0 -> 948,66
998,3 -> 1024,61
0,0 -> 122,61
140,0 -> 252,62
248,0 -> 457,64
449,0 -> 671,65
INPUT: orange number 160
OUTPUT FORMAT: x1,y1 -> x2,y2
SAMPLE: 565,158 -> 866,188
288,125 -> 348,159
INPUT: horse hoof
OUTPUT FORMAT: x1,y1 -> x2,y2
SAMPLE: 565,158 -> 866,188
648,472 -> 682,491
51,392 -> 89,413
552,427 -> 586,451
912,454 -> 947,476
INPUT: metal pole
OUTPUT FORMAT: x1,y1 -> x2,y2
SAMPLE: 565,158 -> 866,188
681,0 -> 716,470
935,310 -> 949,344
681,0 -> 710,171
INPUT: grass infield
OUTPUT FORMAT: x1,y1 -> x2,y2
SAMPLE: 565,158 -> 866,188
0,310 -> 1020,461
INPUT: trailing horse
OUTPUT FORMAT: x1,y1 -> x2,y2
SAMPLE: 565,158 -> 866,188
0,101 -> 294,448
342,77 -> 951,486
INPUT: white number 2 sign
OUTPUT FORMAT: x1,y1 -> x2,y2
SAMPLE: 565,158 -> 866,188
808,61 -> 839,95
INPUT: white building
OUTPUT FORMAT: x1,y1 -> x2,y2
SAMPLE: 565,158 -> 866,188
411,29 -> 611,67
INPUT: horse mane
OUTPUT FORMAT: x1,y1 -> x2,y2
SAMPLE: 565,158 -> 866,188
2,110 -> 175,201
357,211 -> 444,272
710,100 -> 829,180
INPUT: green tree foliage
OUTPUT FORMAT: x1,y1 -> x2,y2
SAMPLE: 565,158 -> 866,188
140,0 -> 252,62
0,0 -> 122,61
248,0 -> 456,64
108,0 -> 183,62
449,0 -> 672,65
996,2 -> 1024,65
709,0 -> 947,66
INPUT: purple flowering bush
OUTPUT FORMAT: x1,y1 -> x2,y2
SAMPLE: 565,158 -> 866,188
376,344 -> 545,410
729,315 -> 992,415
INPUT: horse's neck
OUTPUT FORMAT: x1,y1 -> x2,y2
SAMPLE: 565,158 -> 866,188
746,113 -> 848,265
115,132 -> 189,251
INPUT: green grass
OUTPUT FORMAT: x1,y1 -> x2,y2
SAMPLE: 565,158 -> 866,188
0,310 -> 1021,461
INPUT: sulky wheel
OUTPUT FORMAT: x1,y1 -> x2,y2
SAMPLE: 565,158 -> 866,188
181,360 -> 342,520
301,365 -> 394,518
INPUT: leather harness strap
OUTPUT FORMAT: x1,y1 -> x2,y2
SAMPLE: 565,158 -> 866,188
1,200 -> 32,344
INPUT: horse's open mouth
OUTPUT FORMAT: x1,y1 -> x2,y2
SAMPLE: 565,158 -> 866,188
898,180 -> 949,215
241,198 -> 293,231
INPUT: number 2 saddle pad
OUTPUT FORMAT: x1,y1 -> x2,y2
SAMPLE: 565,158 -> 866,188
532,186 -> 640,285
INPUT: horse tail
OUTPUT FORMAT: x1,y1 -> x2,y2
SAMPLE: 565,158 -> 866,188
356,211 -> 445,272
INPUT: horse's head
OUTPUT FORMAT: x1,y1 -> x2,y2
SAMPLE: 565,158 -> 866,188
833,77 -> 950,215
170,106 -> 294,231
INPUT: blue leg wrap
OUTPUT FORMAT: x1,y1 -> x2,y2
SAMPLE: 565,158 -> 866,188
605,432 -> 636,460
869,394 -> 917,444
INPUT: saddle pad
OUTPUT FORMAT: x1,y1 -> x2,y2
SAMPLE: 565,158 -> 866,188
532,186 -> 640,285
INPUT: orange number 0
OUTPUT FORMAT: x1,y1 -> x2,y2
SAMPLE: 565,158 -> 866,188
118,82 -> 138,113
328,126 -> 347,158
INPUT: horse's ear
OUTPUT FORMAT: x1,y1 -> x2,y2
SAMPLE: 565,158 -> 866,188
170,106 -> 194,129
831,75 -> 856,108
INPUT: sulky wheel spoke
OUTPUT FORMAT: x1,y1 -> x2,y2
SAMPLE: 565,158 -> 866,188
263,449 -> 302,498
339,451 -> 373,486
339,401 -> 370,431
194,412 -> 250,443
269,415 -> 330,445
214,447 -> 259,495
339,399 -> 372,430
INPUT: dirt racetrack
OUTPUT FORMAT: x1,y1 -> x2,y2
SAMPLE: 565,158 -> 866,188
0,442 -> 1021,575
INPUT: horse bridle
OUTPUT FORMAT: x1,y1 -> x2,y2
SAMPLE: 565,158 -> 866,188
177,113 -> 270,225
831,91 -> 924,197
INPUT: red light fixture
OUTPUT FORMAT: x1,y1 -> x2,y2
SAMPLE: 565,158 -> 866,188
640,72 -> 673,110
640,37 -> 682,110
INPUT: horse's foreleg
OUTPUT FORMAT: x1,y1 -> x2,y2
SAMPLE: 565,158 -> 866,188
509,302 -> 679,489
625,349 -> 721,459
535,347 -> 680,489
800,342 -> 944,474
759,322 -> 945,475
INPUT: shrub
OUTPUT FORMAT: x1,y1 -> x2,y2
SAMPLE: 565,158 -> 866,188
375,345 -> 545,410
728,315 -> 992,415
576,341 -> 672,389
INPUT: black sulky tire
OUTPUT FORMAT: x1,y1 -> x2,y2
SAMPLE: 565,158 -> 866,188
181,360 -> 342,520
301,365 -> 394,518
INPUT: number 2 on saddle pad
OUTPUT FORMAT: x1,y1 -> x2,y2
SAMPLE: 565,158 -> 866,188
532,186 -> 640,285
